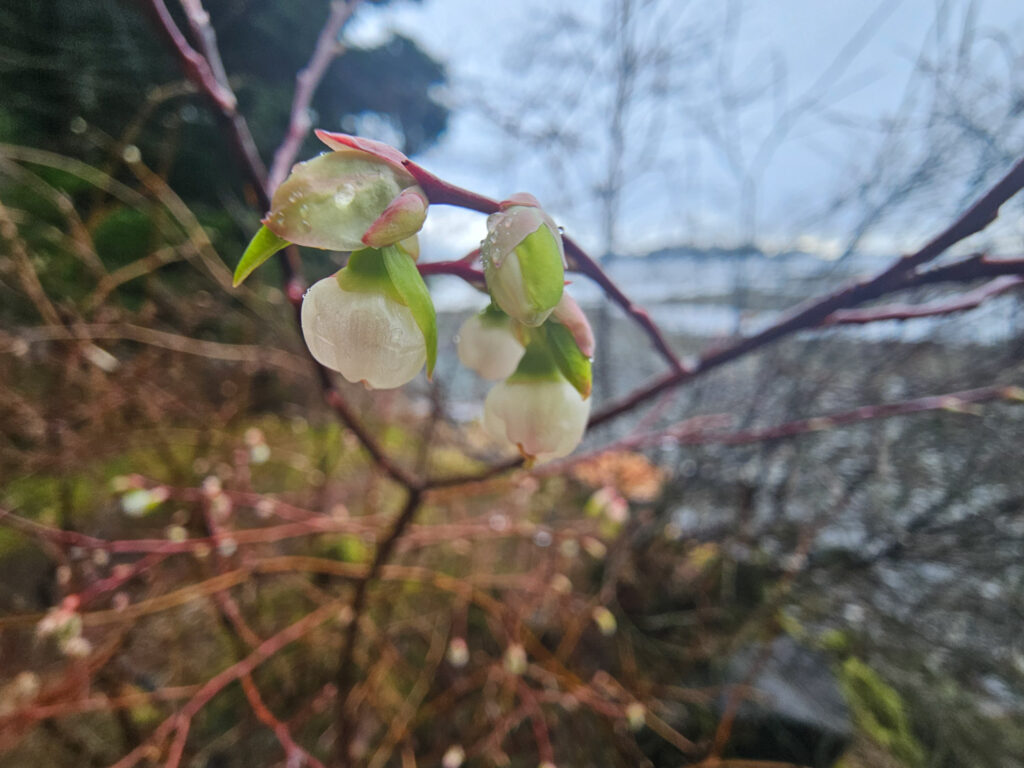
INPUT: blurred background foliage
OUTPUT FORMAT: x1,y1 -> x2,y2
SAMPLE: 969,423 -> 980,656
1,2 -> 1023,768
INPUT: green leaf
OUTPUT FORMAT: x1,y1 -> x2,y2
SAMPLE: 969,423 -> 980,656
381,245 -> 438,376
544,321 -> 592,399
516,225 -> 564,315
234,225 -> 289,286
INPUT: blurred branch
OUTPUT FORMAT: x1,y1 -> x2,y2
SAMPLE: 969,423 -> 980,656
144,0 -> 268,194
269,0 -> 362,194
334,488 -> 422,765
590,153 -> 1024,427
108,600 -> 341,768
621,384 -> 1023,449
825,275 -> 1024,325
2,323 -> 309,372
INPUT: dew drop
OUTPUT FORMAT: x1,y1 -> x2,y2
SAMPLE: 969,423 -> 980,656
333,184 -> 355,208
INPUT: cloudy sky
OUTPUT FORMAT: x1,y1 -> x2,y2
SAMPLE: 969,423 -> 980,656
343,0 -> 1024,261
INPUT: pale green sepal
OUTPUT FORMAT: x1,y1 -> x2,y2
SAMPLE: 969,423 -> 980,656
544,321 -> 592,399
382,245 -> 438,376
507,338 -> 561,384
516,225 -> 565,316
234,225 -> 289,286
336,247 -> 402,303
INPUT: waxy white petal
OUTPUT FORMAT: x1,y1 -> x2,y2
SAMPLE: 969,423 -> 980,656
301,276 -> 425,389
483,377 -> 590,462
456,313 -> 525,381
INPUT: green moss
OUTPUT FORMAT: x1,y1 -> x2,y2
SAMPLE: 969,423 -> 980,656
839,657 -> 925,767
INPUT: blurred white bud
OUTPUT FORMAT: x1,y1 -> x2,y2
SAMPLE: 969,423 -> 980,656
62,636 -> 93,659
301,276 -> 425,389
447,637 -> 470,668
591,606 -> 617,636
442,746 -> 466,768
626,702 -> 646,731
503,643 -> 528,676
456,311 -> 525,380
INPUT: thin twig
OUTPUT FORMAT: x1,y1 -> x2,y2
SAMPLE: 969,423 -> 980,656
269,0 -> 361,194
825,275 -> 1024,325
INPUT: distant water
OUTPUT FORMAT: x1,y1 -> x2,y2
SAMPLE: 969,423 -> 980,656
427,248 -> 1022,345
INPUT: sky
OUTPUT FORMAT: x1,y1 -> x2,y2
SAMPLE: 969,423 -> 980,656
342,0 -> 1024,262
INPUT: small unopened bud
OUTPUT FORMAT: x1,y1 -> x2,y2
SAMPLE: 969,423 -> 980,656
582,537 -> 607,560
442,746 -> 466,768
503,643 -> 528,676
481,195 -> 565,327
121,489 -> 163,518
625,702 -> 646,731
592,606 -> 617,636
447,637 -> 470,668
62,636 -> 93,659
265,149 -> 426,251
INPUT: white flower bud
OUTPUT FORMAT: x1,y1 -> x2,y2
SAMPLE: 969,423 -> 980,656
441,745 -> 466,768
456,311 -> 525,380
301,276 -> 426,389
483,376 -> 590,463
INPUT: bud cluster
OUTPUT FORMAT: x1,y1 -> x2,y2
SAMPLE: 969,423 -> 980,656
235,133 -> 594,461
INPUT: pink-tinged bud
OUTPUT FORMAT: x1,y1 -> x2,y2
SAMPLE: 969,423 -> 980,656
361,187 -> 428,248
552,293 -> 594,358
481,198 -> 565,326
483,377 -> 590,463
265,149 -> 426,251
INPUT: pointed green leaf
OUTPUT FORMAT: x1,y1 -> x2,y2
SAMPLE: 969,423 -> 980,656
516,224 -> 564,315
381,245 -> 437,376
234,225 -> 289,286
544,320 -> 592,399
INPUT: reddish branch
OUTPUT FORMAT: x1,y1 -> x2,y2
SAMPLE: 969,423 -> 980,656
825,275 -> 1024,325
108,600 -> 340,768
334,487 -> 422,763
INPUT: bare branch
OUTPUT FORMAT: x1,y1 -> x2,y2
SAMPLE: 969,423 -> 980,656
269,0 -> 362,194
824,275 -> 1024,325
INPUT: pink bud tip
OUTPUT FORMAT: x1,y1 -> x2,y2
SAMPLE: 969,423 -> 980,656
361,187 -> 429,248
314,129 -> 409,171
553,293 -> 595,358
499,192 -> 542,210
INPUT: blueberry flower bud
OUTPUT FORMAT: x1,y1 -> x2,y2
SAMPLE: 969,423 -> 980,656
266,148 -> 427,252
481,194 -> 565,327
483,340 -> 590,463
456,308 -> 525,381
301,274 -> 426,389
